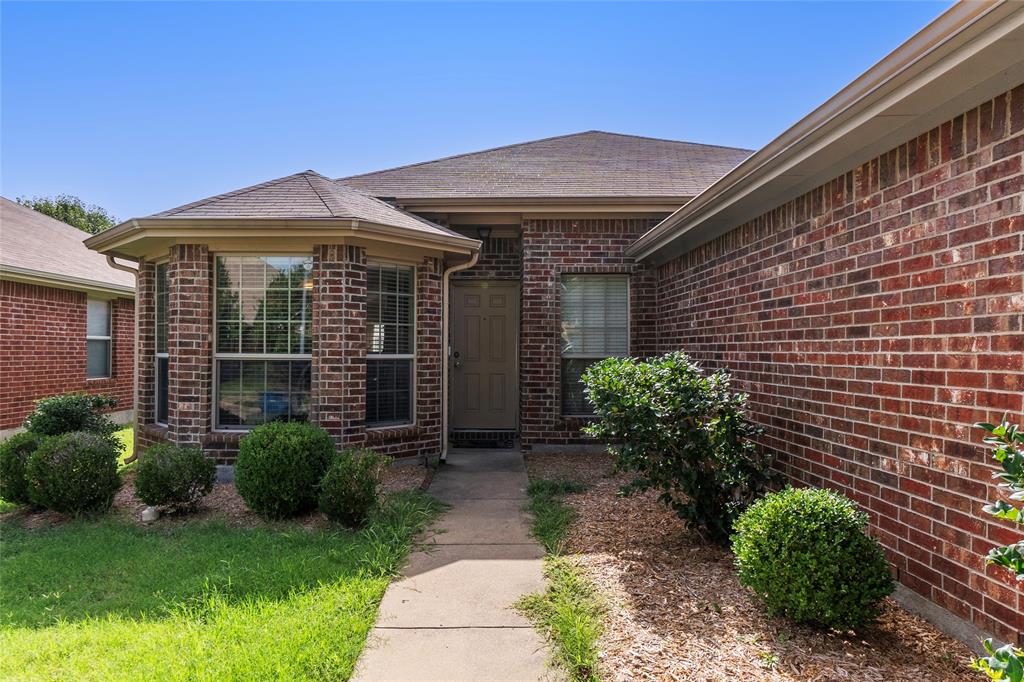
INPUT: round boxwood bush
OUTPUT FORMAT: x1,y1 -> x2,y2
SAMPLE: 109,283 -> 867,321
0,432 -> 47,504
732,486 -> 894,631
26,431 -> 121,515
318,449 -> 390,527
235,422 -> 334,519
24,393 -> 118,438
135,443 -> 215,509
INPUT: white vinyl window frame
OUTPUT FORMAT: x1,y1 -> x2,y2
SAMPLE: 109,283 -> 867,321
365,260 -> 417,430
86,297 -> 112,380
154,260 -> 169,426
559,274 -> 631,417
211,253 -> 314,432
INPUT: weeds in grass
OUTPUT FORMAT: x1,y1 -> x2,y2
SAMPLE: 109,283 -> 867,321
526,478 -> 586,553
518,555 -> 604,682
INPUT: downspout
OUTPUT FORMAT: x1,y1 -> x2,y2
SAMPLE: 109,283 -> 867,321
106,255 -> 141,464
439,250 -> 480,464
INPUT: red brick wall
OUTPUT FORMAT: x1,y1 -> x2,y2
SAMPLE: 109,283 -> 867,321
0,280 -> 134,429
167,245 -> 213,445
453,235 -> 522,281
520,218 -> 660,450
654,86 -> 1024,642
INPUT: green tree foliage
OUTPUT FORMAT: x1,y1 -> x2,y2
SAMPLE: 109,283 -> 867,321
16,194 -> 117,234
582,351 -> 778,543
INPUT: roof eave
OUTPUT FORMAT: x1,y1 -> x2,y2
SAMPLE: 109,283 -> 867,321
0,264 -> 135,296
627,0 -> 1024,263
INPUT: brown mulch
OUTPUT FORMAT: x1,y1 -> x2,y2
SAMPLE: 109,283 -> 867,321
525,452 -> 976,682
3,461 -> 430,531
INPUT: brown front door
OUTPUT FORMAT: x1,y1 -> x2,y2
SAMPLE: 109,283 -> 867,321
451,281 -> 518,430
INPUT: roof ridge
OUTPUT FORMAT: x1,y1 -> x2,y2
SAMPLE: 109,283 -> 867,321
153,170 -> 318,217
302,172 -> 338,216
583,130 -> 754,153
336,131 -> 612,181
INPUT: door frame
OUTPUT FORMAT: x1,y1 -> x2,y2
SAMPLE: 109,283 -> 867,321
448,279 -> 521,432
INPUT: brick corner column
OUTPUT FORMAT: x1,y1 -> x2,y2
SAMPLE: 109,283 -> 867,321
135,259 -> 157,427
311,244 -> 367,448
416,256 -> 443,455
167,244 -> 212,445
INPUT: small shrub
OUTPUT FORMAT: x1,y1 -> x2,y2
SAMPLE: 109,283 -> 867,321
235,421 -> 334,519
732,486 -> 894,630
583,351 -> 778,543
0,432 -> 47,505
26,432 -> 121,515
318,449 -> 390,527
972,638 -> 1024,682
135,443 -> 215,509
23,393 -> 119,438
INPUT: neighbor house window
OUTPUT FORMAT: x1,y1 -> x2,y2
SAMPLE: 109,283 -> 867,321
214,255 -> 313,429
560,274 -> 629,415
86,298 -> 112,379
366,263 -> 414,427
155,262 -> 169,425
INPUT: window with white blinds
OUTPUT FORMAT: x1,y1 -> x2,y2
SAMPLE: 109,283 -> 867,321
86,299 -> 112,379
560,274 -> 629,415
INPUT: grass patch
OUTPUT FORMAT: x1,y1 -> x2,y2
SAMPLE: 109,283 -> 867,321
525,478 -> 586,553
0,490 -> 442,681
113,425 -> 134,468
518,556 -> 604,682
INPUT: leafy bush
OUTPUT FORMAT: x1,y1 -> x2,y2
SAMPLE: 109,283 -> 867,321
24,393 -> 119,438
135,443 -> 215,509
582,352 -> 778,543
26,432 -> 121,515
972,419 -> 1024,680
318,449 -> 390,527
235,422 -> 334,519
732,486 -> 894,630
0,432 -> 47,505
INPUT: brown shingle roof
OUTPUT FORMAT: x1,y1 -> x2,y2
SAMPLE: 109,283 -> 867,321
340,131 -> 752,200
152,170 -> 464,239
0,197 -> 134,292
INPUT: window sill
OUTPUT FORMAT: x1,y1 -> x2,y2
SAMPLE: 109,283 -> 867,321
366,424 -> 420,444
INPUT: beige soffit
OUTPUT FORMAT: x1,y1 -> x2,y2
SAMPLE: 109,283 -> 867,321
0,196 -> 135,295
628,0 -> 1024,264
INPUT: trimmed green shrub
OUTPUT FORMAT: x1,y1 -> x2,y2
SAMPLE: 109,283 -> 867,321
23,393 -> 119,439
235,421 -> 334,519
26,432 -> 121,515
135,443 -> 215,509
318,449 -> 390,527
732,486 -> 894,630
0,432 -> 47,505
582,351 -> 778,543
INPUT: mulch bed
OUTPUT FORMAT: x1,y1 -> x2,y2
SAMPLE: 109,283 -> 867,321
2,461 -> 430,531
524,452 -> 976,682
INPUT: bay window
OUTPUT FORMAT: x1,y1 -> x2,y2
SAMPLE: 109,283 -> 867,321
86,298 -> 111,379
366,263 -> 415,427
214,255 -> 312,429
560,274 -> 629,415
155,262 -> 169,424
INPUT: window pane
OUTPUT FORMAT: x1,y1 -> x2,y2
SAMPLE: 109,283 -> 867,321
156,357 -> 169,424
87,299 -> 110,337
367,264 -> 414,356
216,359 -> 311,430
560,275 -> 628,355
87,339 -> 110,378
367,358 -> 413,426
156,263 -> 169,353
216,255 -> 312,354
561,358 -> 596,415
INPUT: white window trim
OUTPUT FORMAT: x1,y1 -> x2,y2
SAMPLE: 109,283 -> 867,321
366,261 -> 417,430
86,298 -> 112,380
154,260 -> 169,426
211,254 -> 314,432
559,274 -> 631,417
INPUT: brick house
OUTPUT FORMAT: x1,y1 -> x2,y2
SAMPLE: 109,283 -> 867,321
86,2 -> 1023,643
0,197 -> 135,435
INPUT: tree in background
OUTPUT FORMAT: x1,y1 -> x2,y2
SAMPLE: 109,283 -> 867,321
16,194 -> 117,234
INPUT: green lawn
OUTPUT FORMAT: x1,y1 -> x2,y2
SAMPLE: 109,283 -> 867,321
0,491 -> 442,681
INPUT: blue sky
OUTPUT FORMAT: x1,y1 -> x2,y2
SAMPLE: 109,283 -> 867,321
2,1 -> 952,220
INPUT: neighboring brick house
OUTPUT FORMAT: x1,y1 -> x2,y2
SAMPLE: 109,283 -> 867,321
0,197 -> 135,434
85,1 -> 1022,645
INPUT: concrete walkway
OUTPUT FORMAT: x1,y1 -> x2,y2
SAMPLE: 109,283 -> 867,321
353,448 -> 556,681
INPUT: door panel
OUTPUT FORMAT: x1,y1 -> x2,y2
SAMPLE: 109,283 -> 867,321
451,282 -> 518,430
